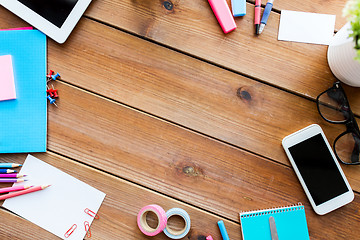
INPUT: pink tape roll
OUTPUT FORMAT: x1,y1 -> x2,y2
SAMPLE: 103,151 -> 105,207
137,204 -> 167,236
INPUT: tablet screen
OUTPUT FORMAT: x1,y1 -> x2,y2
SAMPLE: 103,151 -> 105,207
18,0 -> 79,28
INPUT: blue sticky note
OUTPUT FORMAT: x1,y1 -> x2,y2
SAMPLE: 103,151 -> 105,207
0,30 -> 47,153
232,0 -> 246,17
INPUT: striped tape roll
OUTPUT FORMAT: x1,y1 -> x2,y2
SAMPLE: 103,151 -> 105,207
163,208 -> 191,239
137,204 -> 167,236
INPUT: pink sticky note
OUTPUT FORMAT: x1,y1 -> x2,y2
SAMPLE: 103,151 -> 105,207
0,55 -> 16,101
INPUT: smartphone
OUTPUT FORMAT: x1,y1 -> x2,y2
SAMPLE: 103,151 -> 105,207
282,124 -> 354,215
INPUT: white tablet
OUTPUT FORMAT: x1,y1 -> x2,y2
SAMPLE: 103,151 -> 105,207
0,0 -> 92,43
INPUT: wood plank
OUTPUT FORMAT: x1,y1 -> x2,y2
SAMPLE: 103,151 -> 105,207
0,153 -> 241,239
44,81 -> 360,238
43,16 -> 360,187
82,0 -> 360,109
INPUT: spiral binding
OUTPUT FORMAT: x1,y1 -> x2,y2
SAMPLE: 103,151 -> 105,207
239,202 -> 304,219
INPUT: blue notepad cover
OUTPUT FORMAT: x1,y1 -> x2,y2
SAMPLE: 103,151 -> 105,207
239,205 -> 310,240
0,30 -> 47,153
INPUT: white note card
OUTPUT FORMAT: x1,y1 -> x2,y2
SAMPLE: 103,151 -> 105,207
3,155 -> 106,240
278,10 -> 336,45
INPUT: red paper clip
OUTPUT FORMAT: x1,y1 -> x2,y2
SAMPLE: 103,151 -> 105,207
84,208 -> 99,219
64,224 -> 77,238
84,221 -> 91,238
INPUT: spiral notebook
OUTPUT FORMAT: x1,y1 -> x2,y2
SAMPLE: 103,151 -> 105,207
239,204 -> 310,240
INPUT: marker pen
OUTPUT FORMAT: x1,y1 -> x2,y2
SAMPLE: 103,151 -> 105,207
208,0 -> 237,33
254,0 -> 262,34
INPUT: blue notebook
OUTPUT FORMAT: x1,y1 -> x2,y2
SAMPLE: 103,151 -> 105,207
0,30 -> 47,153
239,204 -> 310,240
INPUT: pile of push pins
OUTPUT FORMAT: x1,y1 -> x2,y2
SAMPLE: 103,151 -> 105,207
46,70 -> 60,107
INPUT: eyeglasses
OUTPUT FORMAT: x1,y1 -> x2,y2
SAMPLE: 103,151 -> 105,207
316,81 -> 360,165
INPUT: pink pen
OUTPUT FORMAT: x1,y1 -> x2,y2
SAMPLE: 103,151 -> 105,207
255,0 -> 262,34
208,0 -> 237,33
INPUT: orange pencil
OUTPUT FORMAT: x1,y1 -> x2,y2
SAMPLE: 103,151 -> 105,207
0,185 -> 50,201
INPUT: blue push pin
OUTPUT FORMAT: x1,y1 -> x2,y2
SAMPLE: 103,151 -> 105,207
47,95 -> 58,107
51,72 -> 61,81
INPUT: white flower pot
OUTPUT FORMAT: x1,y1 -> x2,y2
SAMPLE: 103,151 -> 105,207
327,22 -> 360,87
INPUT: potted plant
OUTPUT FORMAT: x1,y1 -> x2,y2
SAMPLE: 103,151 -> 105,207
327,0 -> 360,87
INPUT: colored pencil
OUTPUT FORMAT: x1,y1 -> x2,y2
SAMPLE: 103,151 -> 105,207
0,185 -> 32,194
0,169 -> 16,174
0,163 -> 22,168
0,178 -> 25,183
0,174 -> 26,178
0,185 -> 50,200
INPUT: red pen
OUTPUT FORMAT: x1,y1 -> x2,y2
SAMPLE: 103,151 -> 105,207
255,0 -> 262,34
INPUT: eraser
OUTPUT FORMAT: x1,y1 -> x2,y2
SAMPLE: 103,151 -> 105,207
232,0 -> 246,17
208,0 -> 237,33
0,55 -> 16,101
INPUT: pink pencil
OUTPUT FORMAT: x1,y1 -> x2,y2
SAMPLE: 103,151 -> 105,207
0,174 -> 26,178
0,185 -> 50,201
0,185 -> 32,194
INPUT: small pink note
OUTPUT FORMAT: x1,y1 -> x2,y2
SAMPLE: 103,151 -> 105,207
0,55 -> 16,101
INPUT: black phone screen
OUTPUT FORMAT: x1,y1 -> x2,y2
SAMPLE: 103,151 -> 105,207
18,0 -> 79,28
289,133 -> 349,206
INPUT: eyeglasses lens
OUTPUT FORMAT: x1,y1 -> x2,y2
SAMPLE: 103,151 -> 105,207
335,133 -> 360,164
318,89 -> 350,122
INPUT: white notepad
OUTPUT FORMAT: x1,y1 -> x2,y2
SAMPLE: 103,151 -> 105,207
3,155 -> 106,240
278,10 -> 336,45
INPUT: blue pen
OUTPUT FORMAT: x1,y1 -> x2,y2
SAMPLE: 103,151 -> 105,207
0,169 -> 16,173
259,0 -> 274,34
0,163 -> 22,168
218,220 -> 230,240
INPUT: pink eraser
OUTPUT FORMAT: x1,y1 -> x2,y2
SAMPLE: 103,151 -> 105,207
206,235 -> 214,240
208,0 -> 237,33
0,55 -> 16,101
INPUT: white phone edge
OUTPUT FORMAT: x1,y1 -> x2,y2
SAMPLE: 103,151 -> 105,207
282,124 -> 354,215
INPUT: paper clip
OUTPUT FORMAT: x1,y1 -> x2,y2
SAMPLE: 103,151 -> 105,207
84,221 -> 91,238
64,224 -> 77,238
84,208 -> 99,219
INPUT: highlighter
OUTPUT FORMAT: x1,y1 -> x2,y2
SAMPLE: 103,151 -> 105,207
232,0 -> 246,17
208,0 -> 237,33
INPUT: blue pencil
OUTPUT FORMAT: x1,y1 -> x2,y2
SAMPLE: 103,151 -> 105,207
0,169 -> 16,173
0,163 -> 22,168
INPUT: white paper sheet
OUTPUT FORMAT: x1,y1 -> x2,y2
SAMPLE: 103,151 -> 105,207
278,10 -> 336,45
3,155 -> 106,240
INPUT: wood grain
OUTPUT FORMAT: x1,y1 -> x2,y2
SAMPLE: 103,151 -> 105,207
83,0 -> 360,109
0,3 -> 359,240
44,82 -> 360,239
44,17 -> 360,190
0,153 -> 241,240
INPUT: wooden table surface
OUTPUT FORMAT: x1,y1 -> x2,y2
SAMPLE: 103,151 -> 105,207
1,0 -> 360,239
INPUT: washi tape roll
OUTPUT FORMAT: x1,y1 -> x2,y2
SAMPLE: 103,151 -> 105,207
137,204 -> 167,236
163,208 -> 191,239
